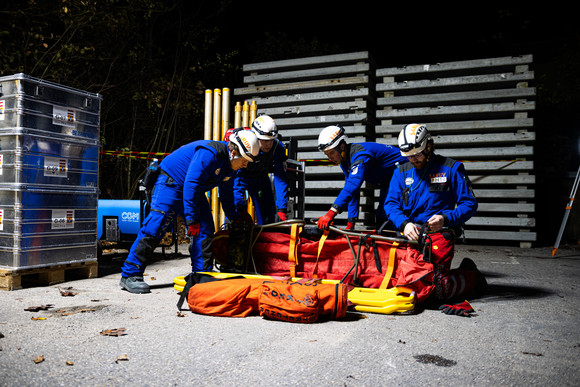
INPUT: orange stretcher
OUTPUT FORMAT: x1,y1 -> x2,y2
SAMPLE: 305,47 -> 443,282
173,272 -> 415,315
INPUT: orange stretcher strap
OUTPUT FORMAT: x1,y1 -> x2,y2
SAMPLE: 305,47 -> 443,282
288,223 -> 301,278
379,241 -> 399,289
312,229 -> 329,278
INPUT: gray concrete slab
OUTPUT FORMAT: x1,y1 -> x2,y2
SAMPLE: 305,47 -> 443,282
1,243 -> 579,386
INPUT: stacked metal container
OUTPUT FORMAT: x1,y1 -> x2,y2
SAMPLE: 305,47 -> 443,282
0,73 -> 102,269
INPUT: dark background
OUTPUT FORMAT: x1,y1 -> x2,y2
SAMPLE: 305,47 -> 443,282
1,1 -> 578,245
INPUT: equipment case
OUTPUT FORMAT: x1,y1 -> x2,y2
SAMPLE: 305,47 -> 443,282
0,74 -> 102,269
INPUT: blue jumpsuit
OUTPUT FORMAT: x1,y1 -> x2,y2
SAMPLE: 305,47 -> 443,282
121,140 -> 237,277
384,154 -> 479,301
384,154 -> 478,231
232,139 -> 289,224
333,143 -> 407,227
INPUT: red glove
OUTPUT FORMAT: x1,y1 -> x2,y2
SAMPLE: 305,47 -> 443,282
439,301 -> 475,317
317,209 -> 337,230
187,222 -> 200,237
345,221 -> 355,231
277,211 -> 287,221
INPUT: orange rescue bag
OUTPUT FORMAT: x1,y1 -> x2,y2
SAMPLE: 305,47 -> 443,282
186,277 -> 348,322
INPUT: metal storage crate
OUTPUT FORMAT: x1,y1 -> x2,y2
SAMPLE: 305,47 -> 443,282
0,128 -> 99,188
0,185 -> 98,268
0,73 -> 101,140
0,74 -> 102,270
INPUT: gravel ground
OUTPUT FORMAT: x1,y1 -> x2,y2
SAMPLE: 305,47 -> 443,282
1,243 -> 579,386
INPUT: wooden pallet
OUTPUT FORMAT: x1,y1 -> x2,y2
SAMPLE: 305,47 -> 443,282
0,261 -> 98,291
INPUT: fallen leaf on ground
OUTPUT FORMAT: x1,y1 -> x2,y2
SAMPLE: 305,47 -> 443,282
24,305 -> 54,312
66,361 -> 74,366
176,312 -> 186,317
31,317 -> 46,321
115,354 -> 129,363
33,355 -> 44,363
59,287 -> 78,297
100,328 -> 127,336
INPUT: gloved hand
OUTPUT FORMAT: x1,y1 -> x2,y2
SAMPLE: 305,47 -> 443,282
277,211 -> 288,221
345,221 -> 355,231
317,209 -> 337,230
439,300 -> 475,317
187,222 -> 200,237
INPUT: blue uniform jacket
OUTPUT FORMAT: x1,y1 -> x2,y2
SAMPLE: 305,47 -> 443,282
159,140 -> 235,224
333,142 -> 407,220
384,154 -> 478,231
234,139 -> 289,211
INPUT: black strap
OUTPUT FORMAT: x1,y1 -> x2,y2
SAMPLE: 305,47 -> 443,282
176,273 -> 247,311
176,273 -> 225,311
370,239 -> 382,273
417,224 -> 432,263
176,273 -> 195,311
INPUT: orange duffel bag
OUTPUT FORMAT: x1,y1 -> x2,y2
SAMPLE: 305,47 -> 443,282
177,273 -> 348,323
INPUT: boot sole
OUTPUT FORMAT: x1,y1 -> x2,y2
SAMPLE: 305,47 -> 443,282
120,281 -> 151,294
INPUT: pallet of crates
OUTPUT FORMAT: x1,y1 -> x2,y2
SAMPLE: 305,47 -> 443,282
0,73 -> 102,290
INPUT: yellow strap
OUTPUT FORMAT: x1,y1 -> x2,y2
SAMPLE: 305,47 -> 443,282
379,241 -> 399,289
288,223 -> 300,278
312,229 -> 329,278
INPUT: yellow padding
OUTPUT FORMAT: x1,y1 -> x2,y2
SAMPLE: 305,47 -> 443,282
348,286 -> 415,314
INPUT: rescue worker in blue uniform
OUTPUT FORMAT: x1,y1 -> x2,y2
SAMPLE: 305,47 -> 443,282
384,123 -> 477,239
316,124 -> 407,230
225,115 -> 290,224
384,124 -> 485,311
119,129 -> 260,294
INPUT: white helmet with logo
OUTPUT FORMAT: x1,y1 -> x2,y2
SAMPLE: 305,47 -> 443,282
318,125 -> 347,152
398,124 -> 431,157
229,128 -> 260,162
251,115 -> 278,140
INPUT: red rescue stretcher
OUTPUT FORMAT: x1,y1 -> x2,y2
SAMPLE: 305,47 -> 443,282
205,219 -> 453,310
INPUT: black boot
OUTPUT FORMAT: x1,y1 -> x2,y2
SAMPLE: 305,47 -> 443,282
120,276 -> 151,294
459,258 -> 488,294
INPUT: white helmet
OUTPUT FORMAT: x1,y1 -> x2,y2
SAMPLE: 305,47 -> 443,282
251,115 -> 277,140
318,125 -> 347,152
398,124 -> 431,157
229,128 -> 260,162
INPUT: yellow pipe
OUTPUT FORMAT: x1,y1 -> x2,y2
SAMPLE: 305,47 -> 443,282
250,100 -> 257,126
211,89 -> 222,230
242,101 -> 249,127
222,88 -> 231,136
212,89 -> 221,141
234,102 -> 242,128
219,88 -> 231,227
204,90 -> 213,140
